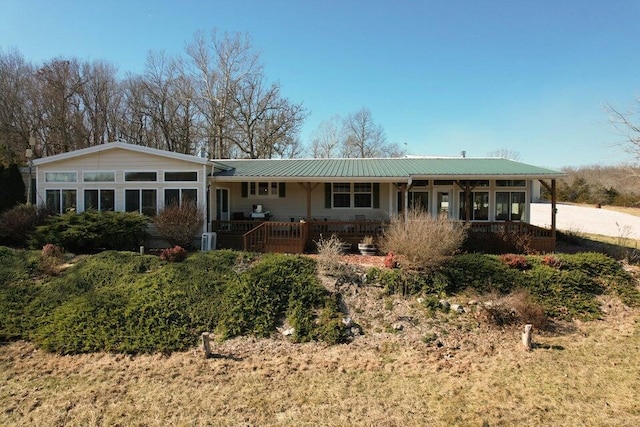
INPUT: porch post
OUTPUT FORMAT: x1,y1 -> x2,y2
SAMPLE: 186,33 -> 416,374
299,182 -> 319,221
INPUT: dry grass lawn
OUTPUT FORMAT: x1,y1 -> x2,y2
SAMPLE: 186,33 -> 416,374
1,274 -> 639,427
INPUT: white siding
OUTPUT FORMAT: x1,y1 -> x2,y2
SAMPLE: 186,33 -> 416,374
35,147 -> 207,217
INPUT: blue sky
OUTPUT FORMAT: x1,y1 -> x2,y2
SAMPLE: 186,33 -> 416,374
1,0 -> 639,168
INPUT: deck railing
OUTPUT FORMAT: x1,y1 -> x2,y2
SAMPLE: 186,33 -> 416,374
212,219 -> 555,253
243,221 -> 308,253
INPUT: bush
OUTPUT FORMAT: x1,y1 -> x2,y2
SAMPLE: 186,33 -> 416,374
153,201 -> 204,249
38,243 -> 64,275
315,234 -> 345,276
0,204 -> 51,247
478,290 -> 548,329
30,210 -> 149,253
216,254 -> 347,343
499,253 -> 529,270
441,254 -> 520,294
0,247 -> 40,340
160,245 -> 188,262
381,207 -> 467,271
0,163 -> 25,213
365,267 -> 430,296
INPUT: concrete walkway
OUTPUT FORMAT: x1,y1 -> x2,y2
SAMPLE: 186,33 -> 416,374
529,203 -> 640,239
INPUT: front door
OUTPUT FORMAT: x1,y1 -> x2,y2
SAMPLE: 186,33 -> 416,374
216,188 -> 229,221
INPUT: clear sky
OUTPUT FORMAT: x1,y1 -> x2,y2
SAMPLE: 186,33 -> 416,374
2,0 -> 639,168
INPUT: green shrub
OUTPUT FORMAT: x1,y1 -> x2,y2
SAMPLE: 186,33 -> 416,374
0,163 -> 25,213
441,254 -> 519,294
0,247 -> 40,340
216,254 -> 319,339
153,201 -> 204,249
30,211 -> 148,253
312,294 -> 349,345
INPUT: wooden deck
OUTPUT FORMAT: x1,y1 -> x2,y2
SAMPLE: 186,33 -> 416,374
211,219 -> 556,254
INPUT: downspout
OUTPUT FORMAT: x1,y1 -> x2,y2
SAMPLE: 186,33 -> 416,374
203,164 -> 209,233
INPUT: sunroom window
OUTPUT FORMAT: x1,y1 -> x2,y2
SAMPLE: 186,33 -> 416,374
496,191 -> 525,221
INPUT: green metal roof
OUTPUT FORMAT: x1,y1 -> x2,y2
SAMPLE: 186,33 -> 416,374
212,158 -> 565,181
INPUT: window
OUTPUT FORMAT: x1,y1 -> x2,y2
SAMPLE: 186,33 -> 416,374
46,189 -> 77,213
496,180 -> 526,187
496,191 -> 525,221
83,172 -> 115,182
125,189 -> 157,215
45,172 -> 77,183
459,191 -> 489,220
125,171 -> 157,182
397,191 -> 429,213
332,183 -> 351,208
249,181 -> 279,196
354,183 -> 373,208
84,189 -> 115,212
459,180 -> 489,187
164,171 -> 197,182
164,188 -> 197,206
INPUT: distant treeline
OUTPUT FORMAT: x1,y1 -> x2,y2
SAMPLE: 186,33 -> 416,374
543,165 -> 640,206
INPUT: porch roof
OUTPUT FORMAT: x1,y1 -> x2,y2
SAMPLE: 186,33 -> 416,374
211,157 -> 565,181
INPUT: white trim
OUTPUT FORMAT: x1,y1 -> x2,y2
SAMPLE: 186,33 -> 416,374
33,141 -> 210,166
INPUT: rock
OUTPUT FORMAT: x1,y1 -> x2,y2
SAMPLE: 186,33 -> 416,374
450,304 -> 465,313
468,299 -> 478,305
392,323 -> 404,331
350,327 -> 362,336
281,328 -> 295,336
417,297 -> 424,304
439,300 -> 450,310
342,317 -> 354,328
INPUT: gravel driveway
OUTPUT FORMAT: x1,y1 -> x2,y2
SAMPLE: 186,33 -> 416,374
529,203 -> 640,239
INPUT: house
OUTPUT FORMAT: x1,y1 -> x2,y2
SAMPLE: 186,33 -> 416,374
33,141 -> 565,253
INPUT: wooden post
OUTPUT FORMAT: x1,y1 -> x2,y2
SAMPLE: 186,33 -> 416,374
201,332 -> 212,358
139,246 -> 144,255
522,324 -> 533,350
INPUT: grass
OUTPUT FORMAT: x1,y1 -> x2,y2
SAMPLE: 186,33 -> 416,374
1,303 -> 638,426
1,246 -> 639,425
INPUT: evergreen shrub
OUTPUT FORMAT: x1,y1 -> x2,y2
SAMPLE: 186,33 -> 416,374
30,210 -> 148,252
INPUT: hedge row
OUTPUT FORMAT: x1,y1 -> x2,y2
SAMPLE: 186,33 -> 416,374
0,249 -> 346,354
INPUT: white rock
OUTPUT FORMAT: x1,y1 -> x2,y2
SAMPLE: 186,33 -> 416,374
450,304 -> 465,313
342,317 -> 354,327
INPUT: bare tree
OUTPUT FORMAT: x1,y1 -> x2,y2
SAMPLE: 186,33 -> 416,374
0,48 -> 36,163
136,51 -> 197,154
607,101 -> 640,165
486,148 -> 522,161
309,115 -> 343,158
79,60 -> 122,146
228,74 -> 307,158
341,107 -> 389,158
119,74 -> 152,146
186,30 -> 260,158
33,58 -> 89,155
